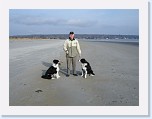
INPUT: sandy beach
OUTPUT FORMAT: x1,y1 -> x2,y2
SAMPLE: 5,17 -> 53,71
9,39 -> 139,106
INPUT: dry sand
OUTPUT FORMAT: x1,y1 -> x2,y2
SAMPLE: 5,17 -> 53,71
9,39 -> 139,106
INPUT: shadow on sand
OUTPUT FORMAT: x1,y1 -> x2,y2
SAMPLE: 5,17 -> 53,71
41,61 -> 82,77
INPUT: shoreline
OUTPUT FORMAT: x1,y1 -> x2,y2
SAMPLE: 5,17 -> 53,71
83,40 -> 139,46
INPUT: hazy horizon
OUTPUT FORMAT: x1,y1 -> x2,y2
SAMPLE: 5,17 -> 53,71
10,33 -> 139,37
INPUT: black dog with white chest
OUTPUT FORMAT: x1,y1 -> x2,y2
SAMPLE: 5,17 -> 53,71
41,59 -> 60,79
79,58 -> 95,78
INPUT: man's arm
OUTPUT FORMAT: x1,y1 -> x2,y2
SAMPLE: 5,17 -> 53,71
76,40 -> 81,57
63,40 -> 68,54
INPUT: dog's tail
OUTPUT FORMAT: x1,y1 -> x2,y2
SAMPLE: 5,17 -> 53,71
41,75 -> 52,79
91,70 -> 95,76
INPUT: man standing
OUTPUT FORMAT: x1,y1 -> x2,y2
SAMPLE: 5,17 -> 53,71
63,32 -> 81,77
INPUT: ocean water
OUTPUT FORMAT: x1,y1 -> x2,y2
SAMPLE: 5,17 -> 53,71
79,38 -> 139,43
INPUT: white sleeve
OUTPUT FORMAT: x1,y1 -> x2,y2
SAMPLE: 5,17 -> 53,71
76,40 -> 81,56
63,40 -> 68,52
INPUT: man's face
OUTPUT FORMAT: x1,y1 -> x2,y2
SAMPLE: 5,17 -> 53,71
69,34 -> 74,40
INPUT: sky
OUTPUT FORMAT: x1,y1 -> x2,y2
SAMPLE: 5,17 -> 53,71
9,9 -> 139,36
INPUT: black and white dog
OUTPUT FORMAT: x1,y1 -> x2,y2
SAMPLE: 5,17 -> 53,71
41,59 -> 60,79
79,58 -> 95,78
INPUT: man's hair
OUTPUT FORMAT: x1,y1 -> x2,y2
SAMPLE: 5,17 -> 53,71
69,31 -> 74,34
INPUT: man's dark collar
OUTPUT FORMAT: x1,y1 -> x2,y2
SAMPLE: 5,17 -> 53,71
69,37 -> 75,40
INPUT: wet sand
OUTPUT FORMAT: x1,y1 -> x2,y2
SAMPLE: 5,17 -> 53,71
9,39 -> 139,106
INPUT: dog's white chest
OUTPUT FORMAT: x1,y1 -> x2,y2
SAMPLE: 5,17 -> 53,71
81,63 -> 87,70
56,66 -> 59,71
53,64 -> 59,71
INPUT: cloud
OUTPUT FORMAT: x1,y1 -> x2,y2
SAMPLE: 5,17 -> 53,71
10,15 -> 97,27
65,19 -> 96,27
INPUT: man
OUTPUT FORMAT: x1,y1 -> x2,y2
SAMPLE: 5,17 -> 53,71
63,31 -> 81,77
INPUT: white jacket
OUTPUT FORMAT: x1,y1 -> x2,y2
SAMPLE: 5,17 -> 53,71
63,39 -> 81,57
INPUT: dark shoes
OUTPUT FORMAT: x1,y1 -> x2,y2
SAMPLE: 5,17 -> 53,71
73,74 -> 78,76
66,74 -> 70,77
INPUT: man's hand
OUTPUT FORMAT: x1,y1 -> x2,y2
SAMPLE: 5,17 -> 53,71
78,54 -> 81,60
66,50 -> 69,54
79,54 -> 81,58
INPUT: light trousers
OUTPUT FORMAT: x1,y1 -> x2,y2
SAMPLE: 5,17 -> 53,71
66,55 -> 77,75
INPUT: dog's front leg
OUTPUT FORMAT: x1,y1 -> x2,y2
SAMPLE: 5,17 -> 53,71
84,71 -> 87,78
56,71 -> 60,79
81,69 -> 84,77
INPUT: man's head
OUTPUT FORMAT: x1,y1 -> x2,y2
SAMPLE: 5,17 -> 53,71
69,31 -> 74,40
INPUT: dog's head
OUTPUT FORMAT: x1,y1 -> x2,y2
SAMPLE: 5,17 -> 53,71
79,58 -> 87,64
53,59 -> 60,65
